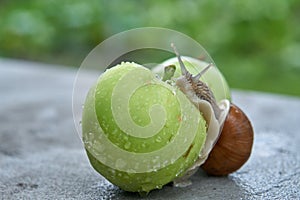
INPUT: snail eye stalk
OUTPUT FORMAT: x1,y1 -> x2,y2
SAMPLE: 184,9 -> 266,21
192,63 -> 213,82
171,43 -> 188,76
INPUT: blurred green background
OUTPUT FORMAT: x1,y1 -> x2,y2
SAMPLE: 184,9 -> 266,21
0,0 -> 300,96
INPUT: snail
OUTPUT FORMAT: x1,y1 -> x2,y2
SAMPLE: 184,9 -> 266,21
170,43 -> 254,176
81,44 -> 253,194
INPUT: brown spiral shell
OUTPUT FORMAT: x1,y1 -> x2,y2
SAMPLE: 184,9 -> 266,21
201,103 -> 254,176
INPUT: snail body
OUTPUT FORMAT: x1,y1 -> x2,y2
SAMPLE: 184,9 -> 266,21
170,44 -> 254,176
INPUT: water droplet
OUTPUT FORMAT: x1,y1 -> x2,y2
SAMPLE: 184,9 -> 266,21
81,104 -> 84,109
162,160 -> 168,167
97,134 -> 103,140
111,129 -> 118,135
110,169 -> 116,175
171,158 -> 176,164
115,159 -> 127,168
155,185 -> 162,189
172,90 -> 176,95
124,142 -> 131,149
153,163 -> 161,169
175,169 -> 184,177
96,126 -> 102,133
101,157 -> 106,163
94,122 -> 98,126
173,180 -> 192,187
134,163 -> 140,169
79,121 -> 82,126
155,137 -> 162,143
127,169 -> 136,173
95,144 -> 105,153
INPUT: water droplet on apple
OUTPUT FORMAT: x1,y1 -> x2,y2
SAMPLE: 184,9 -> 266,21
124,142 -> 131,149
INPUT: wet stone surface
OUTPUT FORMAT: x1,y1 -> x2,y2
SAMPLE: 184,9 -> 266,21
0,59 -> 300,200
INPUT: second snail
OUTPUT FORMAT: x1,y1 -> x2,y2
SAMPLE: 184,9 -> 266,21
82,44 -> 254,194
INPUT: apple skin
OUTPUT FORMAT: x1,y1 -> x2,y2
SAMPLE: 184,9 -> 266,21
82,62 -> 207,193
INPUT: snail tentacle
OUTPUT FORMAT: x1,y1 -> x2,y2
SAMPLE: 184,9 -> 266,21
171,43 -> 188,76
192,63 -> 212,82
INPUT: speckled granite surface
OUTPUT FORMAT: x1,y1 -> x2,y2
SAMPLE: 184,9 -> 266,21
0,59 -> 299,200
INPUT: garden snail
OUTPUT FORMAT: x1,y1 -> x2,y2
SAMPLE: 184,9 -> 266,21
170,43 -> 254,176
81,43 -> 253,194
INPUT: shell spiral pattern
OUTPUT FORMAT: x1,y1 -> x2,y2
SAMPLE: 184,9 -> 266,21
82,62 -> 207,192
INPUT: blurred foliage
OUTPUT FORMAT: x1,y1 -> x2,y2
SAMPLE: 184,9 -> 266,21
0,0 -> 300,96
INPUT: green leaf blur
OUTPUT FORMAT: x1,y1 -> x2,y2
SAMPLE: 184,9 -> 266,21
0,0 -> 299,96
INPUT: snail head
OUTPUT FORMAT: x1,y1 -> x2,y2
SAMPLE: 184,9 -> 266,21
170,43 -> 221,119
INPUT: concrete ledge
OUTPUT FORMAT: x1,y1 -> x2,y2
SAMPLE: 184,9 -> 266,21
0,59 -> 299,199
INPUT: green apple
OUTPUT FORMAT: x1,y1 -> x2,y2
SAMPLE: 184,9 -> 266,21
82,62 -> 207,193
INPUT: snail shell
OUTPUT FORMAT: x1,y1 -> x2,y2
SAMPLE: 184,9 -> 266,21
201,103 -> 254,176
170,43 -> 254,177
